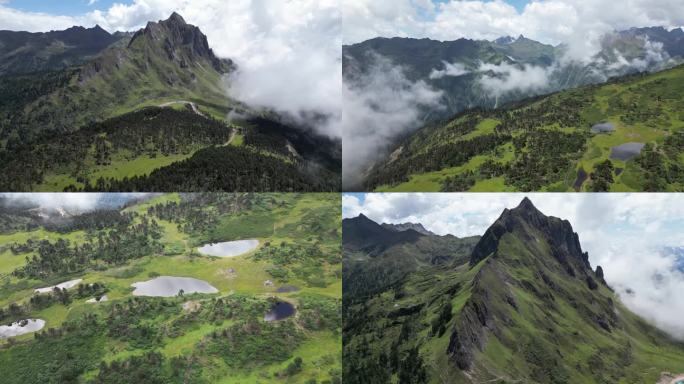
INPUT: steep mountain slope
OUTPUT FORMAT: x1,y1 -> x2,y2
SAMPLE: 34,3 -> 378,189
0,12 -> 235,143
381,222 -> 435,236
343,37 -> 508,120
343,214 -> 479,305
368,63 -> 684,192
343,198 -> 684,383
344,27 -> 683,122
0,25 -> 123,76
0,107 -> 340,192
0,14 -> 342,191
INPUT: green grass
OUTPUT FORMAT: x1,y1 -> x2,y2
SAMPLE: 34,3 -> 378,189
377,155 -> 490,192
372,64 -> 684,192
0,193 -> 341,383
461,118 -> 500,140
37,151 -> 198,191
229,133 -> 244,146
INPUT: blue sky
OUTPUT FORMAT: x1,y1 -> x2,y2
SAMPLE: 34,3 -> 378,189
4,0 -> 132,15
7,0 -> 530,16
433,0 -> 529,12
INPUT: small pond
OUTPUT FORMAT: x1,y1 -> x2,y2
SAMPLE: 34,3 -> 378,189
35,278 -> 82,293
573,168 -> 587,191
0,319 -> 45,338
615,168 -> 624,176
591,122 -> 615,133
276,285 -> 300,293
609,142 -> 645,161
132,276 -> 218,297
197,240 -> 259,257
264,302 -> 296,322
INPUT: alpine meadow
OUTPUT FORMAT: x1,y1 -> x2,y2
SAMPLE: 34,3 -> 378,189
4,1 -> 684,383
342,194 -> 684,384
0,6 -> 341,192
343,1 -> 684,192
0,193 -> 341,383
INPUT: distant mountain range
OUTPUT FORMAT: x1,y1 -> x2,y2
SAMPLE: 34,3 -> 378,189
0,25 -> 125,76
343,213 -> 479,298
0,13 -> 341,192
381,221 -> 435,236
344,26 -> 684,120
343,198 -> 684,383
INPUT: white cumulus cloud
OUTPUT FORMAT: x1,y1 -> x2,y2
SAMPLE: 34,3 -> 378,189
0,0 -> 341,138
429,61 -> 470,79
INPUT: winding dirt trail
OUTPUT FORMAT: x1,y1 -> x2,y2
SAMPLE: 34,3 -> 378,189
159,100 -> 205,117
224,129 -> 237,146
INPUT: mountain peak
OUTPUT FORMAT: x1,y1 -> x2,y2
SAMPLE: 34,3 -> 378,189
511,196 -> 541,215
494,35 -> 515,44
350,213 -> 369,221
470,198 -> 590,275
125,12 -> 233,74
517,196 -> 535,209
381,222 -> 434,236
166,12 -> 187,25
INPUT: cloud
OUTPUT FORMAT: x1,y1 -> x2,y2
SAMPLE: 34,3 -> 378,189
0,0 -> 341,138
601,36 -> 673,75
342,53 -> 443,188
0,6 -> 80,31
87,0 -> 98,6
429,61 -> 470,79
0,193 -> 150,212
343,0 -> 436,45
343,193 -> 684,340
222,0 -> 341,137
343,0 -> 684,63
477,61 -> 552,100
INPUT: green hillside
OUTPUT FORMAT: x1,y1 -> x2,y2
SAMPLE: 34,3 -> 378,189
367,64 -> 684,192
0,193 -> 341,383
343,199 -> 684,383
0,107 -> 340,192
0,14 -> 342,192
0,13 -> 235,144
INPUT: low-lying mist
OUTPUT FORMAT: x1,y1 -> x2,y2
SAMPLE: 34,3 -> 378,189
210,0 -> 342,139
343,31 -> 681,187
342,54 -> 443,189
0,193 -> 150,213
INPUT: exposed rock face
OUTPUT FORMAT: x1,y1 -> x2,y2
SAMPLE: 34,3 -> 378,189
381,222 -> 435,236
128,12 -> 233,73
448,197 -> 619,372
447,258 -> 514,370
80,12 -> 234,84
342,214 -> 423,256
470,197 -> 590,276
595,265 -> 607,285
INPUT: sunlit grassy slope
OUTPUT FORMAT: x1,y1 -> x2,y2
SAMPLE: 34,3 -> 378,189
0,193 -> 341,383
372,64 -> 684,192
